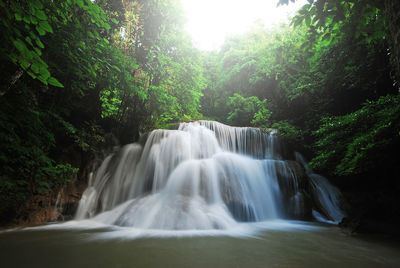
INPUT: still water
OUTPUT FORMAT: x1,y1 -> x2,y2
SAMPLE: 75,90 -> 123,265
1,221 -> 399,268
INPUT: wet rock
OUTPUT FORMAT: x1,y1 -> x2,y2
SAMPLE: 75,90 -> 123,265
16,180 -> 86,225
226,201 -> 256,222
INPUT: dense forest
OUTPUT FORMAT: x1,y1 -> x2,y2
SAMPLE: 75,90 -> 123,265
0,0 -> 399,233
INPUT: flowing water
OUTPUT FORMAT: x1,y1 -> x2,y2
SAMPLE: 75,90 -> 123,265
1,121 -> 399,267
75,120 -> 344,228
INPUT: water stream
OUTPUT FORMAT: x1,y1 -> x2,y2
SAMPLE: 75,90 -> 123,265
2,121 -> 399,267
75,120 -> 344,230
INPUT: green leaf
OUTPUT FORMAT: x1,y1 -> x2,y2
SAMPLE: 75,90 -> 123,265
112,65 -> 121,72
37,75 -> 48,85
76,0 -> 84,8
36,25 -> 46,36
34,9 -> 47,20
30,16 -> 38,25
31,0 -> 44,9
48,77 -> 64,88
39,21 -> 53,33
38,67 -> 51,81
33,47 -> 42,56
35,39 -> 44,49
13,39 -> 27,53
31,63 -> 40,74
15,13 -> 22,21
27,70 -> 37,79
23,16 -> 30,24
20,59 -> 31,70
25,37 -> 33,46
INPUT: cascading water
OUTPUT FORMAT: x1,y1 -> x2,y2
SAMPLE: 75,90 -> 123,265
75,120 -> 344,230
295,152 -> 346,223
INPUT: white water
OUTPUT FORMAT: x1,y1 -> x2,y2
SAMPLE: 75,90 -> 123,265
296,152 -> 346,223
74,121 -> 344,231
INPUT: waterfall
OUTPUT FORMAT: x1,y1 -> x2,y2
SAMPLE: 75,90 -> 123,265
75,121 -> 344,230
52,191 -> 62,221
295,152 -> 346,223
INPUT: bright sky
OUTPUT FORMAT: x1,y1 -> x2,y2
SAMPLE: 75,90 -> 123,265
180,0 -> 307,50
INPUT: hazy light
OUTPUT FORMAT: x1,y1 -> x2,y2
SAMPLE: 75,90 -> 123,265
180,0 -> 307,50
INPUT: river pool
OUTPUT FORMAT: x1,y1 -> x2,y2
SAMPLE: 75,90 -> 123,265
1,221 -> 399,268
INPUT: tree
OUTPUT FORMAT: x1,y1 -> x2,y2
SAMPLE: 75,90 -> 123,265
0,0 -> 63,95
278,0 -> 400,84
310,94 -> 400,175
0,0 -> 207,223
226,93 -> 271,127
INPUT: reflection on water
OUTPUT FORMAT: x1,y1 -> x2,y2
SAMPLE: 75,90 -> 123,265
1,222 -> 399,268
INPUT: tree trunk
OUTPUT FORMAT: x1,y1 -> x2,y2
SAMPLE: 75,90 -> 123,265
385,0 -> 400,85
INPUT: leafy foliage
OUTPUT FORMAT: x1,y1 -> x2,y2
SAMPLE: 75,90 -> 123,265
271,120 -> 303,143
227,93 -> 271,127
0,85 -> 78,220
310,94 -> 400,175
202,2 -> 396,155
0,0 -> 62,87
0,0 -> 206,223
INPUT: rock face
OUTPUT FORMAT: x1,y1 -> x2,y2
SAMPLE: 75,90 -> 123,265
8,134 -> 119,227
274,160 -> 313,220
17,179 -> 86,225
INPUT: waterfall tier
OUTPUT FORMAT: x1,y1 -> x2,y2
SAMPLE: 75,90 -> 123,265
75,121 -> 344,230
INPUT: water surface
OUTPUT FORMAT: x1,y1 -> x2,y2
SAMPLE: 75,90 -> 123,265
1,221 -> 399,268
